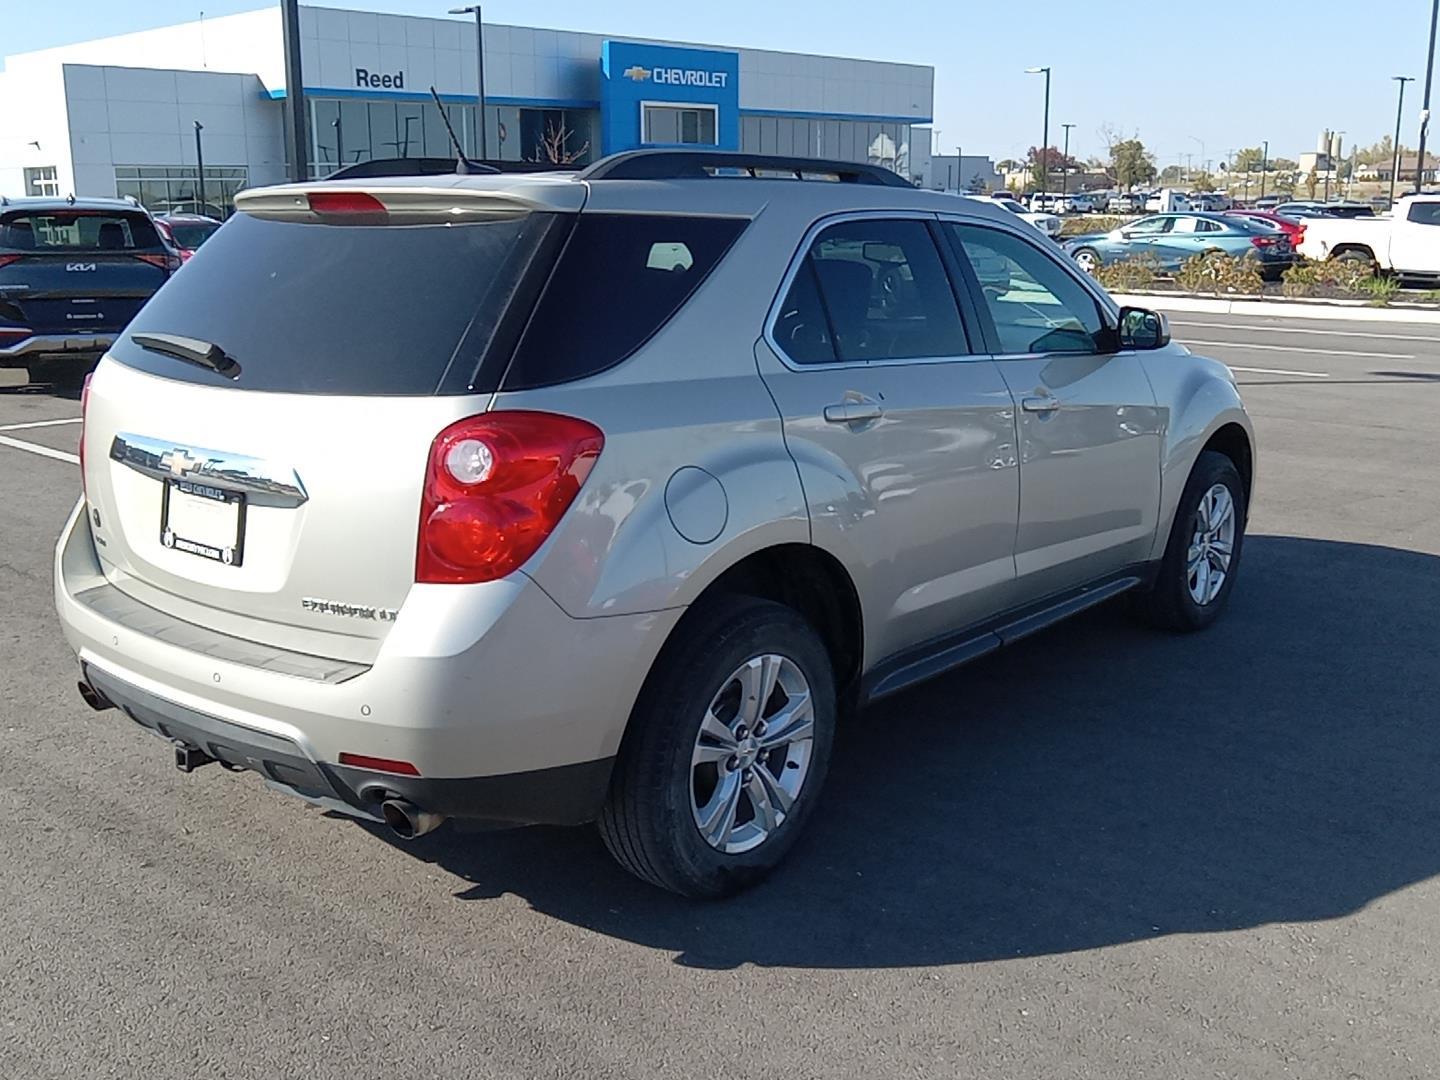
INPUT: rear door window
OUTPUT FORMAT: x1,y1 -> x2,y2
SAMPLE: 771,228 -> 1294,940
778,218 -> 969,364
500,214 -> 746,390
110,212 -> 563,396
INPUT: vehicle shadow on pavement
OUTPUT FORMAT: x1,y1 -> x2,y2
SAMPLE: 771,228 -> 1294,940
380,535 -> 1440,969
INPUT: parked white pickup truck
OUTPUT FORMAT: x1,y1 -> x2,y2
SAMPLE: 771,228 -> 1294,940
1298,193 -> 1440,281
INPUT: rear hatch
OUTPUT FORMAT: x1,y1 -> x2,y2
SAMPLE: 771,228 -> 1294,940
0,207 -> 174,346
81,180 -> 583,662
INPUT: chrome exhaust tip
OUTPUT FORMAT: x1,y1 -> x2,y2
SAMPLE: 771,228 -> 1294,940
380,798 -> 444,840
77,680 -> 113,712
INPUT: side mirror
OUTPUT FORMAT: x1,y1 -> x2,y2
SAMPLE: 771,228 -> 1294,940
1118,306 -> 1170,350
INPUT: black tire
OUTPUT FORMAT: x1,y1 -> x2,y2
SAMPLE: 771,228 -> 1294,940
28,356 -> 93,391
1133,450 -> 1248,632
598,595 -> 836,899
1334,248 -> 1378,273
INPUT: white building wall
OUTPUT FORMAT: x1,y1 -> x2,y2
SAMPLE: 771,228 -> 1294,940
62,64 -> 286,200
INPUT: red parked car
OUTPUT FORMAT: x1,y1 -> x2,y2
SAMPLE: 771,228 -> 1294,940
152,213 -> 222,261
1224,210 -> 1306,252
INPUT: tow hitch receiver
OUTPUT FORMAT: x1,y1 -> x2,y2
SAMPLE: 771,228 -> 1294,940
174,743 -> 214,773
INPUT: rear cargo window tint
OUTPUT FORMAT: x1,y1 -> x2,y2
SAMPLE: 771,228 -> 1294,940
500,214 -> 746,390
2,211 -> 162,251
109,212 -> 560,396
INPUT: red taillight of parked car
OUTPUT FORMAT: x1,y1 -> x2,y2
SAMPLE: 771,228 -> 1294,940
134,252 -> 183,272
416,412 -> 604,584
0,253 -> 24,269
1251,235 -> 1279,248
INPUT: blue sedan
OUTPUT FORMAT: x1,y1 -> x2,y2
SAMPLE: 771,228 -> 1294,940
1065,212 -> 1296,279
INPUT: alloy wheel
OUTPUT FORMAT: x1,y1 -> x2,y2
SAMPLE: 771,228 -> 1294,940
690,654 -> 815,855
1187,483 -> 1236,605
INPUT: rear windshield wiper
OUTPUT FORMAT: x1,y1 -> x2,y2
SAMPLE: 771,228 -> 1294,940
131,332 -> 241,379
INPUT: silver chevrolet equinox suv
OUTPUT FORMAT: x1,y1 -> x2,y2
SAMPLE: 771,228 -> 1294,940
56,150 -> 1255,898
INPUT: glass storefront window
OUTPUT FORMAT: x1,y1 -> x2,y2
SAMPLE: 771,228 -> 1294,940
115,165 -> 248,218
739,115 -> 910,176
309,98 -> 596,172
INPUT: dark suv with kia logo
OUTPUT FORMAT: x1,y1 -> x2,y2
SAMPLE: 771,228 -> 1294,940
0,196 -> 180,388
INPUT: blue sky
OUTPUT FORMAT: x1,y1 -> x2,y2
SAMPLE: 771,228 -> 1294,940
4,0 -> 1433,167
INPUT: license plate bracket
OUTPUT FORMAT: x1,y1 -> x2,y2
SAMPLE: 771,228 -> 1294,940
161,479 -> 246,566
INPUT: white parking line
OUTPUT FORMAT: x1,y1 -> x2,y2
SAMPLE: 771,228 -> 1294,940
1228,365 -> 1331,379
1171,320 -> 1439,343
0,434 -> 80,465
1183,339 -> 1411,360
0,417 -> 82,432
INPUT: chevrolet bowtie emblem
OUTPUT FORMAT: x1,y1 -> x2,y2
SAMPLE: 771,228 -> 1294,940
623,65 -> 651,82
159,448 -> 200,477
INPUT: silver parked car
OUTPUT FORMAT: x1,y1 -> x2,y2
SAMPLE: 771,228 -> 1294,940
57,150 -> 1255,897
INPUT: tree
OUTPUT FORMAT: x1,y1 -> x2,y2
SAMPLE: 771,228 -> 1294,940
1231,146 -> 1266,172
1305,169 -> 1319,198
1354,136 -> 1397,167
1109,138 -> 1156,189
534,120 -> 589,165
1159,164 -> 1184,183
1192,171 -> 1217,192
1025,145 -> 1079,190
1273,173 -> 1297,196
1271,157 -> 1298,172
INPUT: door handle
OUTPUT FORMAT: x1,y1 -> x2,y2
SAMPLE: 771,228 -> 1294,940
823,401 -> 884,424
1021,395 -> 1061,414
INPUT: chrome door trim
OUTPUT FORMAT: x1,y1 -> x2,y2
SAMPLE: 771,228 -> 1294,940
109,432 -> 309,506
762,209 -> 994,374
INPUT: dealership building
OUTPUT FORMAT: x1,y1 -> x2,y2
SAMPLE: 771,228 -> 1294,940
0,5 -> 935,214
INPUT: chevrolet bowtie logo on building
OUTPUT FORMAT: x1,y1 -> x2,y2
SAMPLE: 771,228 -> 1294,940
623,65 -> 652,82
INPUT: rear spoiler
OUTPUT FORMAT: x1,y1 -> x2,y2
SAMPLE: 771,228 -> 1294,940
234,182 -> 585,222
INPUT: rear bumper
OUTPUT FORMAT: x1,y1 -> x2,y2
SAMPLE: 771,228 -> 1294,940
54,500 -> 679,826
0,333 -> 115,366
81,662 -> 613,826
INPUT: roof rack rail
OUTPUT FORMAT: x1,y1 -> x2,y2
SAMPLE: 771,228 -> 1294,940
322,157 -> 578,180
577,149 -> 914,188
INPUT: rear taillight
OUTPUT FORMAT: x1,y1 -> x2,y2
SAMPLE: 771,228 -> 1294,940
416,412 -> 604,585
0,254 -> 23,269
1251,235 -> 1278,248
135,252 -> 182,272
79,374 -> 93,496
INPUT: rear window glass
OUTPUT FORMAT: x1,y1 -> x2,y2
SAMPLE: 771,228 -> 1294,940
1407,201 -> 1440,225
501,214 -> 746,390
110,212 -> 560,396
1,211 -> 162,251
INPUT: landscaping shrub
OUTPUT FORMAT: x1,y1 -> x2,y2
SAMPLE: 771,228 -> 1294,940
1059,215 -> 1128,238
1174,253 -> 1263,296
1093,254 -> 1162,292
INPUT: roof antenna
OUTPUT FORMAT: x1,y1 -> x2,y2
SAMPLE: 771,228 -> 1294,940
429,86 -> 495,175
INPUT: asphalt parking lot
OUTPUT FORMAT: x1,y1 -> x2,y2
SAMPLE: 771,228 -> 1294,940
3,311 -> 1438,1079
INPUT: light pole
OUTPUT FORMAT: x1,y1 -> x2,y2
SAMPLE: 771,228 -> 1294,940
1189,135 -> 1205,184
449,5 -> 488,160
1417,0 -> 1440,193
1060,123 -> 1075,197
192,120 -> 205,214
1025,67 -> 1051,192
1259,140 -> 1269,199
956,144 -> 963,191
280,0 -> 307,180
1392,76 -> 1415,206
